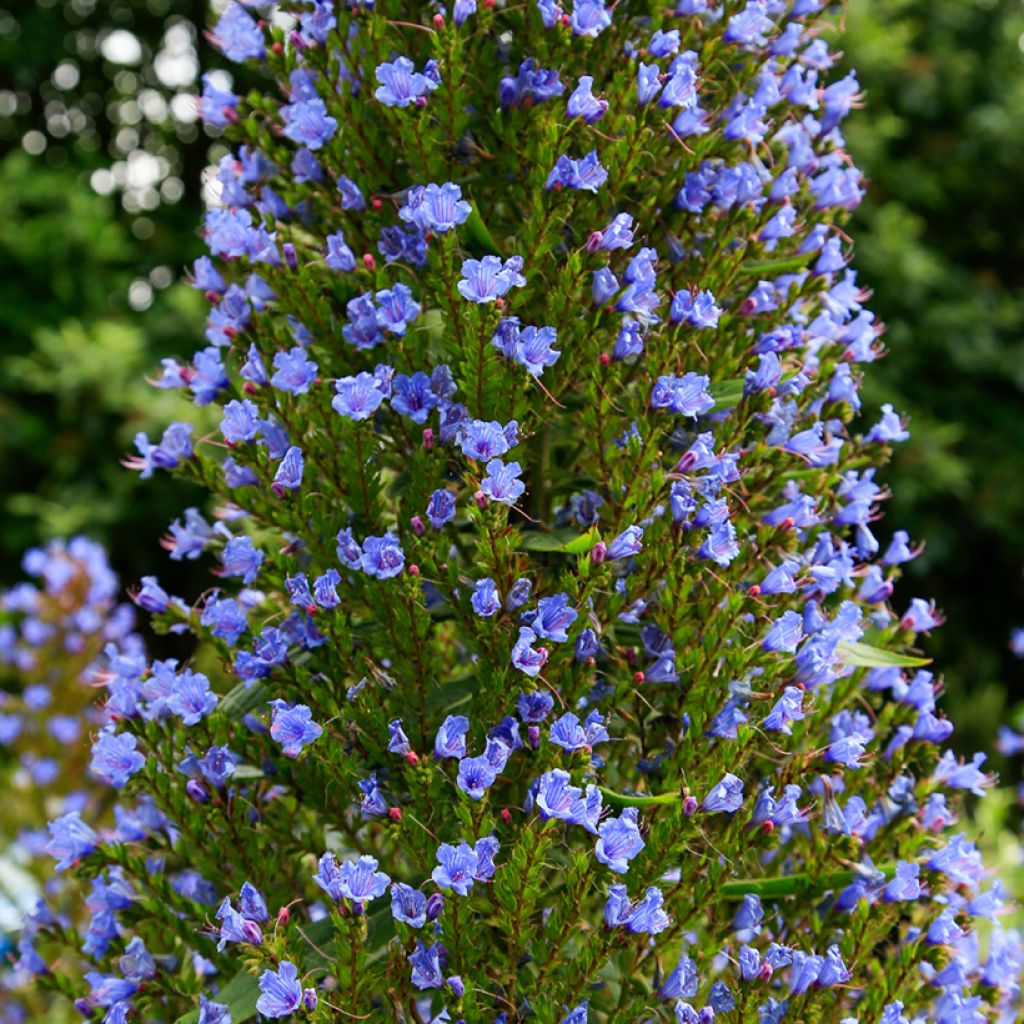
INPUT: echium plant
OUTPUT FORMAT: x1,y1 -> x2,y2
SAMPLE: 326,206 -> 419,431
11,1 -> 1023,1023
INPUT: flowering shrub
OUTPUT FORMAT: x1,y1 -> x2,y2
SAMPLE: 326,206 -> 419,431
7,1 -> 1023,1023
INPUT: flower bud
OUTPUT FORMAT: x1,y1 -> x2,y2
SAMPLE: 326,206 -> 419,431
411,515 -> 425,536
422,427 -> 435,450
591,541 -> 608,565
599,352 -> 611,367
500,807 -> 512,824
303,988 -> 318,1010
242,919 -> 263,945
682,795 -> 698,816
371,197 -> 383,211
758,962 -> 774,982
425,892 -> 445,922
474,490 -> 488,509
447,975 -> 465,998
433,12 -> 444,26
243,381 -> 259,395
362,252 -> 376,270
270,41 -> 283,56
283,242 -> 298,269
405,750 -> 420,766
586,231 -> 604,253
632,671 -> 645,684
748,584 -> 761,597
277,904 -> 291,927
407,564 -> 420,577
388,806 -> 403,822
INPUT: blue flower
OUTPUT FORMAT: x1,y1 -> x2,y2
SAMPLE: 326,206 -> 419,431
595,807 -> 645,873
375,283 -> 421,336
375,57 -> 440,108
481,459 -> 525,505
168,670 -> 217,726
762,687 -> 806,734
313,569 -> 340,609
400,182 -> 472,233
198,745 -> 240,788
409,940 -> 446,989
211,2 -> 265,62
273,446 -> 305,492
670,289 -> 721,328
281,97 -> 337,150
256,961 -> 302,1019
333,371 -> 389,421
459,418 -> 516,460
511,627 -> 548,677
567,76 -> 608,123
338,855 -> 391,904
546,151 -> 608,192
326,231 -> 356,272
560,1002 -> 589,1024
390,882 -> 427,927
471,578 -> 501,617
458,255 -> 527,303
221,399 -> 260,444
198,995 -> 231,1024
457,754 -> 499,799
431,838 -> 496,895
512,325 -> 561,377
271,347 -> 318,395
606,525 -> 644,560
426,489 -> 456,528
702,773 -> 744,812
435,715 -> 470,759
762,610 -> 804,653
221,536 -> 263,583
268,700 -> 322,757
391,372 -> 438,424
549,710 -> 609,752
529,593 -> 578,643
45,811 -> 99,871
570,0 -> 611,36
361,532 -> 405,579
651,373 -> 715,417
91,730 -> 145,789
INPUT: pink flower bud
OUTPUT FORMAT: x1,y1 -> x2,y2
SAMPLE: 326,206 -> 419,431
591,541 -> 608,564
422,427 -> 435,450
586,231 -> 604,253
682,795 -> 698,816
411,515 -> 425,536
474,490 -> 487,509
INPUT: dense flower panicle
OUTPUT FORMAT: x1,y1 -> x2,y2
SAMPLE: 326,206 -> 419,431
5,2 -> 1021,1024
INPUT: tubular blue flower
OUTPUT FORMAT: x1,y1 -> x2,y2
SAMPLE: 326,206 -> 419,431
333,371 -> 388,421
570,0 -> 611,36
511,626 -> 548,676
651,373 -> 715,418
375,283 -> 422,336
400,182 -> 472,233
435,714 -> 470,759
336,855 -> 391,905
529,593 -> 578,643
360,532 -> 405,579
90,730 -> 146,789
546,151 -> 608,192
432,841 -> 480,895
390,372 -> 438,424
595,807 -> 645,873
457,754 -> 499,799
702,773 -> 744,813
426,489 -> 456,528
459,418 -> 516,460
567,76 -> 608,123
268,699 -> 323,757
272,446 -> 305,492
409,941 -> 446,989
45,811 -> 99,871
375,57 -> 440,108
606,525 -> 644,560
167,670 -> 217,726
391,883 -> 427,927
550,710 -> 609,751
281,96 -> 337,149
221,399 -> 260,444
480,459 -> 525,505
471,578 -> 501,617
211,2 -> 265,62
458,255 -> 527,303
256,962 -> 302,1019
221,536 -> 263,584
763,610 -> 804,653
326,231 -> 356,272
513,325 -> 560,377
762,686 -> 806,734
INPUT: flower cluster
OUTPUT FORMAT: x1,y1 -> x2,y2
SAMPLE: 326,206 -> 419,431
7,2 -> 1021,1024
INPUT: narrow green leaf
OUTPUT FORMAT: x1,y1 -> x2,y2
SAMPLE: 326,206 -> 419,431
720,864 -> 897,900
737,251 -> 813,276
463,205 -> 501,255
518,528 -> 599,554
221,679 -> 270,720
836,640 -> 931,669
597,786 -> 681,808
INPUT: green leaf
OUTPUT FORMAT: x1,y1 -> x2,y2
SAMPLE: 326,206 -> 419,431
518,528 -> 599,554
597,786 -> 681,808
737,251 -> 813,276
175,968 -> 259,1024
836,640 -> 932,669
463,205 -> 501,256
221,679 -> 271,720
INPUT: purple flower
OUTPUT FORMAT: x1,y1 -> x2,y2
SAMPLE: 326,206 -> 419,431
529,593 -> 578,643
281,97 -> 337,149
431,838 -> 495,895
567,76 -> 608,123
762,687 -> 806,734
651,373 -> 715,417
221,536 -> 263,584
326,231 -> 356,272
606,525 -> 644,560
471,578 -> 501,617
459,419 -> 516,460
409,941 -> 446,989
271,347 -> 318,395
221,399 -> 260,444
570,0 -> 611,37
333,371 -> 388,421
457,755 -> 499,799
167,670 -> 217,725
273,446 -> 305,492
546,151 -> 608,192
268,700 -> 323,757
511,626 -> 548,676
391,883 -> 427,927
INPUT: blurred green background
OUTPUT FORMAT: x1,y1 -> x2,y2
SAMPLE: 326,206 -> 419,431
1,0 -> 1022,755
